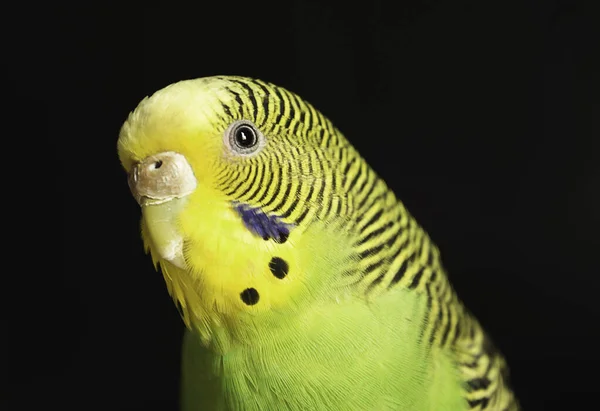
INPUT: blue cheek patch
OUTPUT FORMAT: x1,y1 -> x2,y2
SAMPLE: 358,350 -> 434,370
232,202 -> 294,244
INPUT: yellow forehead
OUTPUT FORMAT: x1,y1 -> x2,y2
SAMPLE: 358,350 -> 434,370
117,77 -> 245,172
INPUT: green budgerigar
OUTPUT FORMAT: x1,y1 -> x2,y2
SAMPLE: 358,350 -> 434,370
117,76 -> 519,410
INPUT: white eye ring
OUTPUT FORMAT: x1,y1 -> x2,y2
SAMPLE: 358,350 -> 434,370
224,120 -> 265,157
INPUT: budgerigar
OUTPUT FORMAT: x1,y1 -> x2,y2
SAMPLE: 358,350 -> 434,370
117,76 -> 519,411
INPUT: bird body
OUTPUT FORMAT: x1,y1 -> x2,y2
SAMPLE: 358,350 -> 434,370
118,76 -> 518,410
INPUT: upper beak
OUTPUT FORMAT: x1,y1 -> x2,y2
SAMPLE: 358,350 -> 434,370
128,151 -> 197,206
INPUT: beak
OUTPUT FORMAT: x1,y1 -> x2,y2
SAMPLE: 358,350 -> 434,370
128,151 -> 196,270
128,151 -> 197,206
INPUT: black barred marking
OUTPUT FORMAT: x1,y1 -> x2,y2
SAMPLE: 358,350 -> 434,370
323,190 -> 335,217
388,253 -> 411,286
269,163 -> 293,213
385,236 -> 409,270
317,127 -> 327,143
251,79 -> 273,120
348,163 -> 369,193
316,171 -> 327,202
384,236 -> 398,252
227,87 -> 244,113
440,306 -> 453,347
303,102 -> 313,132
261,95 -> 270,118
357,194 -> 387,226
342,156 -> 356,176
419,283 -> 434,344
446,305 -> 459,348
292,181 -> 315,224
331,172 -> 338,197
275,180 -> 294,214
224,173 -> 250,197
273,86 -> 286,127
307,103 -> 319,131
322,116 -> 336,147
467,397 -> 489,409
283,92 -> 295,129
467,377 -> 491,392
221,103 -> 233,117
356,174 -> 377,211
358,242 -> 387,260
483,350 -> 495,377
385,225 -> 405,249
359,209 -> 384,232
436,274 -> 448,296
295,207 -> 310,225
361,259 -> 386,278
262,149 -> 285,208
298,107 -> 307,128
365,270 -> 386,293
256,157 -> 277,204
335,195 -> 343,215
241,158 -> 267,201
284,90 -> 305,130
452,321 -> 462,345
427,248 -> 434,267
220,168 -> 242,187
280,194 -> 300,219
304,182 -> 316,206
429,302 -> 444,344
306,152 -> 315,174
356,221 -> 394,246
230,79 -> 259,123
299,107 -> 307,127
291,119 -> 302,136
462,360 -> 480,369
407,266 -> 425,289
430,270 -> 437,282
236,161 -> 260,199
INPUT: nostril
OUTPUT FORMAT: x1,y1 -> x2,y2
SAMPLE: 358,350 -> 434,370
153,160 -> 163,169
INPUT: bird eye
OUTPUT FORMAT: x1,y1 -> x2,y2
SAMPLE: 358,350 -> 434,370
225,120 -> 264,156
234,125 -> 257,149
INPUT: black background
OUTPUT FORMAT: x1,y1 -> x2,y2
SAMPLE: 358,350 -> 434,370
9,0 -> 599,410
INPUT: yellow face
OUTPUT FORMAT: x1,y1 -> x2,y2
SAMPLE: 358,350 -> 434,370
118,76 -> 355,348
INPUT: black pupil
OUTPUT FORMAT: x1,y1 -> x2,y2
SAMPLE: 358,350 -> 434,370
235,126 -> 256,148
